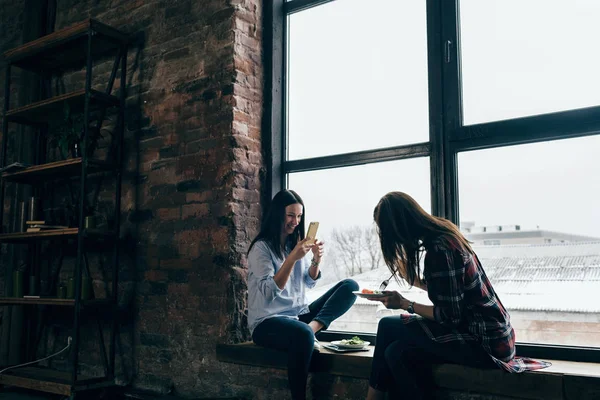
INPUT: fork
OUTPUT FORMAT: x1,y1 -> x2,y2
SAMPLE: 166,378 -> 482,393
378,273 -> 394,291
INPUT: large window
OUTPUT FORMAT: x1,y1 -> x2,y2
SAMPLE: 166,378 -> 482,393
459,136 -> 600,347
281,0 -> 434,334
287,0 -> 429,159
460,0 -> 600,125
273,0 -> 600,359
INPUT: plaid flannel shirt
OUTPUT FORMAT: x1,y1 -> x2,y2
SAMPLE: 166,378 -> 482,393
401,238 -> 551,372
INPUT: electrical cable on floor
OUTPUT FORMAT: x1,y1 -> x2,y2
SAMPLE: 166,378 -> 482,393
0,336 -> 72,375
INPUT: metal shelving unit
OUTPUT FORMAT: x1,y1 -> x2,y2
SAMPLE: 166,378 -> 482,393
0,18 -> 128,398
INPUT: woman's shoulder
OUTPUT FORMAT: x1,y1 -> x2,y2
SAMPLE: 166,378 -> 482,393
249,239 -> 270,254
428,236 -> 453,251
427,235 -> 471,256
250,239 -> 285,259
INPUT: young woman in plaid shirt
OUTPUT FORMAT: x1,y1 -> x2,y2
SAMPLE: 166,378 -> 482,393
366,192 -> 550,400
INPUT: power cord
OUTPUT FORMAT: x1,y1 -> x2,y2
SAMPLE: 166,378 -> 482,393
0,336 -> 72,375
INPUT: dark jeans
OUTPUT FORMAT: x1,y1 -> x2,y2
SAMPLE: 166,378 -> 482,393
252,278 -> 358,400
369,315 -> 497,400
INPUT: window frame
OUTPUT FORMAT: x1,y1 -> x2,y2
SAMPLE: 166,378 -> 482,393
266,0 -> 600,363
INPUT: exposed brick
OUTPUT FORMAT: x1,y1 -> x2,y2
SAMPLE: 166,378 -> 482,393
185,191 -> 213,203
163,47 -> 190,61
145,270 -> 168,282
232,187 -> 260,203
140,332 -> 170,348
159,145 -> 180,158
182,203 -> 210,219
148,282 -> 168,296
156,207 -> 181,220
160,259 -> 194,270
167,269 -> 189,283
176,180 -> 204,192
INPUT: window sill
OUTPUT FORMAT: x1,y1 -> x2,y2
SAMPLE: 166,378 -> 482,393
216,342 -> 600,400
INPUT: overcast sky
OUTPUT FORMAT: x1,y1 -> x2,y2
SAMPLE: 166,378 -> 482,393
285,0 -> 600,241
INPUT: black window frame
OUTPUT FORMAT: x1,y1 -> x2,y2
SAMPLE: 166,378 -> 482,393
265,0 -> 600,363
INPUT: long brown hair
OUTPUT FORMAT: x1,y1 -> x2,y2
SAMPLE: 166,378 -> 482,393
373,191 -> 472,286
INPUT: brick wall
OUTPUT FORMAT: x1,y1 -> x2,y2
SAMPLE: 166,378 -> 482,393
70,0 -> 266,395
1,0 -> 264,397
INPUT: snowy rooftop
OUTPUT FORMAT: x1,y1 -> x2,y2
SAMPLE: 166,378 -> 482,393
308,241 -> 600,313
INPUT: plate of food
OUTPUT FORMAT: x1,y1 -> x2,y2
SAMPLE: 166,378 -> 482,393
353,289 -> 387,298
331,336 -> 370,349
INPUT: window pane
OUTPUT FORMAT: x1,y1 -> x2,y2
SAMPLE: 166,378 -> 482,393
460,0 -> 600,125
289,158 -> 431,333
458,135 -> 600,347
287,0 -> 429,160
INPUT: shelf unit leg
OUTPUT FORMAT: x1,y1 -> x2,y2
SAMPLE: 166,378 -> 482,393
0,63 -> 12,232
109,44 -> 127,380
71,26 -> 94,387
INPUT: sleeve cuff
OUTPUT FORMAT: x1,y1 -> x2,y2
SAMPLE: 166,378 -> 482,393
305,270 -> 321,288
311,270 -> 322,281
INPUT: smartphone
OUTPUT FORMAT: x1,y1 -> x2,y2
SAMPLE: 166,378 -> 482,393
306,222 -> 319,242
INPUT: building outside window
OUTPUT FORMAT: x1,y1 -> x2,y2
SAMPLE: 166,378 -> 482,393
482,240 -> 501,246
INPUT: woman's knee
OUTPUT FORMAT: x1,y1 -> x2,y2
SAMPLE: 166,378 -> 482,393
292,323 -> 315,351
377,315 -> 400,334
341,278 -> 359,292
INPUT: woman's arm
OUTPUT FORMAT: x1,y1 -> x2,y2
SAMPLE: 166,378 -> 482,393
248,242 -> 283,301
376,292 -> 435,321
273,256 -> 298,289
305,240 -> 324,282
400,298 -> 434,320
425,247 -> 466,327
274,238 -> 314,289
249,240 -> 312,300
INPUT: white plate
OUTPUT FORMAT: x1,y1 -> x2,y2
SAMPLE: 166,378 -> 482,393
353,290 -> 386,299
322,344 -> 370,353
331,340 -> 370,349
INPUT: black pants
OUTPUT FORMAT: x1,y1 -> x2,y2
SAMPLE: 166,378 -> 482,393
369,316 -> 497,400
252,279 -> 358,400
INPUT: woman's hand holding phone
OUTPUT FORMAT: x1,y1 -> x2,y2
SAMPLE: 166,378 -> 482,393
311,240 -> 324,263
290,238 -> 314,263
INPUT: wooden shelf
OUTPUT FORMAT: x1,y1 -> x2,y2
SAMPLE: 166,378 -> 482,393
0,228 -> 78,242
0,366 -> 112,396
2,158 -> 114,184
0,228 -> 114,243
0,297 -> 113,307
6,89 -> 119,125
3,18 -> 128,71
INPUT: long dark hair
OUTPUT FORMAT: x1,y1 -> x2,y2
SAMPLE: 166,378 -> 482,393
373,191 -> 472,286
248,189 -> 306,259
